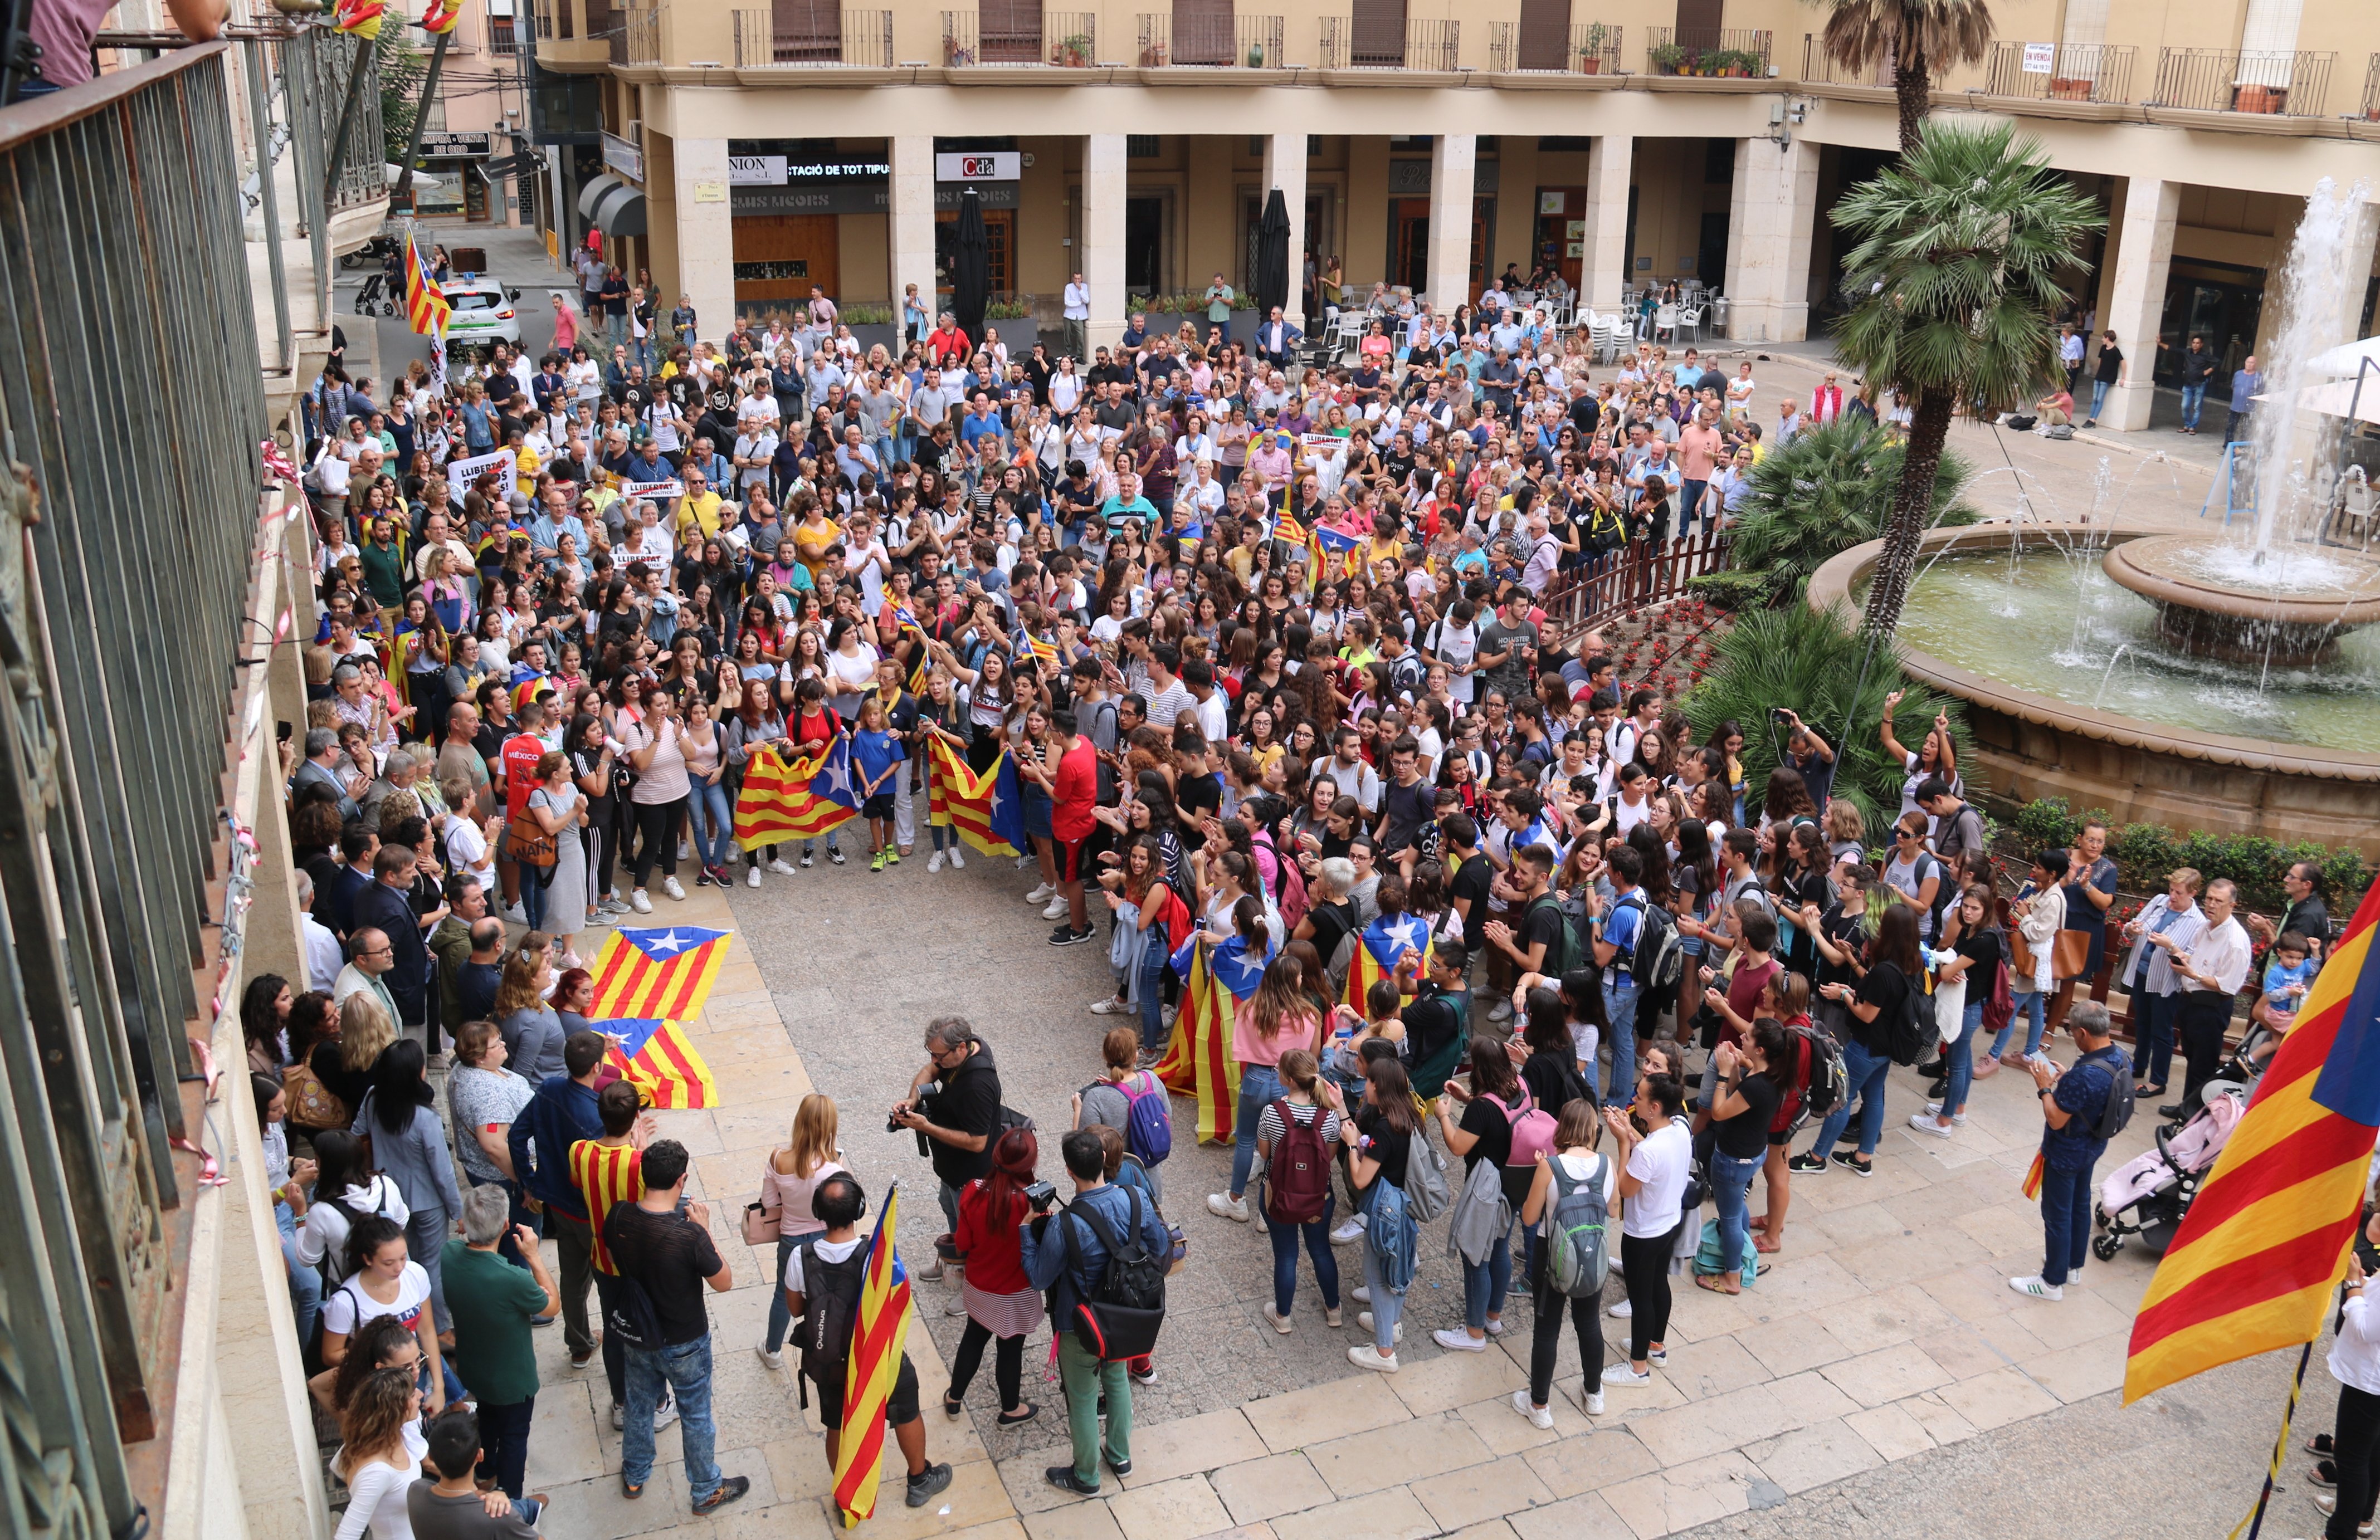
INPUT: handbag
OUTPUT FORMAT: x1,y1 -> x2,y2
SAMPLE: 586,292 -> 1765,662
506,808 -> 559,869
2008,926 -> 2091,984
740,1199 -> 782,1248
283,1057 -> 351,1131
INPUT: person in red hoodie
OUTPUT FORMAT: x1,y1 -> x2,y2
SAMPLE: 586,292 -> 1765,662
943,1127 -> 1042,1425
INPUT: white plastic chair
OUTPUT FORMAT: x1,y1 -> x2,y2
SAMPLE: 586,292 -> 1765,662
1676,304 -> 1704,344
1332,310 -> 1366,363
1654,302 -> 1678,341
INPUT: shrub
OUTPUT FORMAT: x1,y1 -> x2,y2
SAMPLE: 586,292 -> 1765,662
2006,798 -> 2374,913
1681,599 -> 1968,830
1685,569 -> 1772,612
1724,420 -> 1979,607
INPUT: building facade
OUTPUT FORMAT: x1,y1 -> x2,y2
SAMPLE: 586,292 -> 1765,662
534,0 -> 2380,430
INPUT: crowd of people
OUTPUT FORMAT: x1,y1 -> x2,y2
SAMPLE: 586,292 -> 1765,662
261,267 -> 2355,1525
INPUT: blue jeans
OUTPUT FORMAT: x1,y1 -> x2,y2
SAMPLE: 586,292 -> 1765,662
277,1204 -> 322,1348
1231,1065 -> 1282,1197
2039,1160 -> 2096,1287
1602,978 -> 1640,1106
764,1233 -> 801,1353
623,1337 -> 720,1502
1991,990 -> 2047,1060
520,858 -> 552,930
1135,942 -> 1171,1055
475,1395 -> 535,1497
801,827 -> 840,856
1464,1210 -> 1515,1330
632,337 -> 657,374
1811,1037 -> 1891,1160
686,778 -> 735,869
2131,985 -> 2176,1087
1360,1230 -> 1404,1352
2180,383 -> 2205,429
1941,999 -> 1982,1114
1711,1149 -> 1763,1275
1268,1195 -> 1340,1315
2089,379 -> 2110,420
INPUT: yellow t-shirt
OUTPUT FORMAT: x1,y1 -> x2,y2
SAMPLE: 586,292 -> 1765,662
567,1138 -> 642,1276
677,490 -> 724,542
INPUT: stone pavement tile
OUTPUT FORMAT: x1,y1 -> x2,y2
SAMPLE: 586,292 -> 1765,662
2084,1260 -> 2155,1314
1913,1324 -> 2017,1382
1438,1522 -> 1521,1540
1020,1500 -> 1128,1540
853,1460 -> 1017,1540
712,1499 -> 840,1540
525,1378 -> 608,1487
1803,1200 -> 1908,1250
1112,1410 -> 1269,1486
1408,1450 -> 1559,1530
1521,1423 -> 1661,1498
1719,1253 -> 1869,1320
1506,1490 -> 1632,1540
1918,1261 -> 2029,1324
537,1460 -> 694,1539
712,1096 -> 815,1155
2022,1330 -> 2130,1405
1105,1474 -> 1235,1540
997,1448 -> 1140,1517
1390,1342 -> 1529,1415
1267,1484 -> 1439,1540
1835,1229 -> 1991,1292
1660,1329 -> 1769,1401
1842,1401 -> 1935,1462
1954,1199 -> 2056,1259
1742,1417 -> 1886,1495
1732,1314 -> 1859,1378
683,1024 -> 807,1065
1597,1450 -> 1762,1539
1899,1391 -> 1981,1448
1185,1526 -> 1274,1540
1935,1363 -> 2060,1432
1456,1381 -> 1596,1455
1240,1375 -> 1411,1455
1306,1410 -> 1497,1498
1628,1382 -> 1794,1466
1830,1280 -> 1959,1347
943,1523 -> 1032,1540
1820,1342 -> 1955,1409
1767,1368 -> 1862,1430
1968,1308 -> 2053,1367
2015,1284 -> 2130,1350
1207,1453 -> 1334,1526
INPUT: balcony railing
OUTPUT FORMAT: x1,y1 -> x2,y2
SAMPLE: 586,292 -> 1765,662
1319,15 -> 1456,70
1644,26 -> 1771,77
2359,50 -> 2379,121
1489,21 -> 1622,74
2149,47 -> 2334,116
621,4 -> 662,63
733,8 -> 894,65
533,0 -> 554,40
488,16 -> 521,52
281,25 -> 386,211
1134,12 -> 1285,67
942,9 -> 1096,63
1977,41 -> 2134,104
1797,32 -> 1891,86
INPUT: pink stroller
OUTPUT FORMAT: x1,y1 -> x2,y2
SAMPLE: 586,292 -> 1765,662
2091,1082 -> 2248,1261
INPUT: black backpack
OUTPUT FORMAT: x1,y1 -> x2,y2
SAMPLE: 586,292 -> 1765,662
1526,893 -> 1585,982
791,1235 -> 867,1410
1875,962 -> 1933,1067
2086,1049 -> 2136,1141
1060,1189 -> 1167,1361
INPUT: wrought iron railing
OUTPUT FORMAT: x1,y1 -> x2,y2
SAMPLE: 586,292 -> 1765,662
1043,12 -> 1098,63
621,4 -> 662,63
1540,532 -> 1733,639
1489,20 -> 1621,73
1320,16 -> 1456,70
943,9 -> 1094,63
734,8 -> 893,64
2148,47 -> 2334,116
1978,40 -> 2134,102
1797,31 -> 1892,86
487,16 -> 521,52
280,25 -> 384,211
2364,51 -> 2380,121
0,37 -> 270,1531
1134,12 -> 1285,66
1644,26 -> 1771,77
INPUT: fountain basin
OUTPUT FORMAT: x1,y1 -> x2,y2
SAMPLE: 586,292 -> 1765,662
1809,524 -> 2380,859
2101,534 -> 2380,667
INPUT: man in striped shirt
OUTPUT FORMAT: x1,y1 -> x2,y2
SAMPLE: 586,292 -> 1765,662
569,1081 -> 672,1430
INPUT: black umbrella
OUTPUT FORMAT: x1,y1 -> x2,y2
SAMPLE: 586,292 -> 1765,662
953,187 -> 990,346
1255,188 -> 1292,319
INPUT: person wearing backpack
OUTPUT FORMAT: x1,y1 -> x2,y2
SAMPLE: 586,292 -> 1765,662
1584,845 -> 1650,1107
1431,1039 -> 1544,1352
1255,1050 -> 1345,1332
1513,1100 -> 1614,1426
2010,1003 -> 2132,1302
1020,1130 -> 1175,1497
1697,1023 -> 1784,1297
1793,905 -> 1927,1179
1075,1028 -> 1172,1205
945,1128 -> 1045,1427
1332,1055 -> 1424,1371
1913,885 -> 2001,1140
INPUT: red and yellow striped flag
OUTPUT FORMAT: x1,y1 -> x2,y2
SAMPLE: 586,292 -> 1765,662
403,234 -> 450,336
2124,882 -> 2380,1404
1154,941 -> 1241,1145
602,1019 -> 719,1110
587,927 -> 730,1021
733,741 -> 859,847
420,0 -> 462,31
833,1187 -> 914,1527
334,0 -> 384,37
926,737 -> 1022,857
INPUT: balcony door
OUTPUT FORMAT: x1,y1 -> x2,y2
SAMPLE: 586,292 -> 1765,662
1673,0 -> 1720,50
1351,0 -> 1406,67
981,0 -> 1045,62
1173,0 -> 1233,63
770,0 -> 842,61
1516,0 -> 1569,71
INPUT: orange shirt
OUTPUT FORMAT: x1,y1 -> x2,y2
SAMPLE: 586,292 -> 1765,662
568,1139 -> 642,1275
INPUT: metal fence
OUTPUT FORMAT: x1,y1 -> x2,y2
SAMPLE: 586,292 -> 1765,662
1490,21 -> 1621,72
2150,47 -> 2334,116
280,25 -> 384,211
1134,12 -> 1285,67
1797,32 -> 1892,86
1539,531 -> 1733,640
0,38 -> 268,1539
942,9 -> 1096,64
1320,16 -> 1456,70
1644,26 -> 1771,76
734,8 -> 893,65
2361,51 -> 2379,121
621,4 -> 663,63
1978,41 -> 2135,103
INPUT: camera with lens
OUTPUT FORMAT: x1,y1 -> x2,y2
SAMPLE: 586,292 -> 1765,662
1023,1181 -> 1058,1213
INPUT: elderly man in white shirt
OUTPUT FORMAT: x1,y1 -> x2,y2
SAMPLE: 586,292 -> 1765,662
2157,877 -> 2252,1119
296,872 -> 347,993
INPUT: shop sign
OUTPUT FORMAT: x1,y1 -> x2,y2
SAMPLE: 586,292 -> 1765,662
602,130 -> 643,182
420,131 -> 492,158
730,154 -> 787,184
935,151 -> 1020,181
730,182 -> 1019,215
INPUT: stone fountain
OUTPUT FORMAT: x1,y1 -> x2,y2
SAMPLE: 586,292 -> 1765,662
2100,535 -> 2380,666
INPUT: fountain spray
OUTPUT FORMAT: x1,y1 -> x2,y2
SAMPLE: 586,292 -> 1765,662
2247,176 -> 2376,562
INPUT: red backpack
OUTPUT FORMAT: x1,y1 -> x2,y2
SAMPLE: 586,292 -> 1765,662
1264,1101 -> 1333,1225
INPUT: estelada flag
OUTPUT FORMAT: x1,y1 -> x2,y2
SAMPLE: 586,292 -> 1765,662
1344,910 -> 1431,1013
601,1018 -> 719,1110
733,740 -> 859,848
333,0 -> 383,37
1156,932 -> 1272,1145
832,1187 -> 914,1527
403,234 -> 450,337
420,0 -> 462,31
587,926 -> 730,1021
2124,881 -> 2380,1404
926,738 -> 1023,857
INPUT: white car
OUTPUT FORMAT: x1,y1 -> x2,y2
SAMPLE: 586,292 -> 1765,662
440,276 -> 523,350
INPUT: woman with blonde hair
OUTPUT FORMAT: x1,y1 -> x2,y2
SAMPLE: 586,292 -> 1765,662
492,936 -> 565,1082
757,1094 -> 846,1369
338,989 -> 396,1086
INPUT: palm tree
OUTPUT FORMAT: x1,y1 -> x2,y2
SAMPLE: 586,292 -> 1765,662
1814,0 -> 1997,154
1831,120 -> 2101,639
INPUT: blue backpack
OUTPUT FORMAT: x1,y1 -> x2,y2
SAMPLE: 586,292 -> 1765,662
1118,1071 -> 1173,1167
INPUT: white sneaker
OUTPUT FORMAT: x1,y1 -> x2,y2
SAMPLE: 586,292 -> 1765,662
1350,1285 -> 1372,1305
1347,1344 -> 1399,1373
1261,1303 -> 1293,1334
1582,1389 -> 1606,1416
1921,1102 -> 1970,1126
2008,1274 -> 2065,1301
755,1345 -> 783,1370
1907,1112 -> 1955,1138
630,889 -> 653,914
1090,998 -> 1132,1015
1488,1000 -> 1514,1023
1026,882 -> 1056,904
653,1397 -> 679,1429
1356,1312 -> 1403,1342
928,851 -> 945,873
1510,1391 -> 1554,1431
1206,1192 -> 1248,1223
662,876 -> 685,901
1607,1298 -> 1633,1319
1042,897 -> 1069,920
1601,1362 -> 1652,1386
1432,1328 -> 1488,1353
677,843 -> 691,862
1330,1214 -> 1367,1245
948,848 -> 964,869
503,902 -> 529,926
767,858 -> 797,876
747,866 -> 763,888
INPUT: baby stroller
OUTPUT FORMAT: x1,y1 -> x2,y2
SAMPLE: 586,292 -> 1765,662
2154,1018 -> 2276,1143
2093,1081 -> 2248,1261
352,271 -> 398,318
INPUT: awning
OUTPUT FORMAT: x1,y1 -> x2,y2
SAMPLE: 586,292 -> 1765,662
577,171 -> 625,222
587,178 -> 647,238
2252,379 -> 2380,427
2306,336 -> 2380,378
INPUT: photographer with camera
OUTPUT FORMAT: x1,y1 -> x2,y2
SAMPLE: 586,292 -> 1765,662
1019,1129 -> 1173,1498
942,1127 -> 1046,1425
891,1016 -> 1004,1279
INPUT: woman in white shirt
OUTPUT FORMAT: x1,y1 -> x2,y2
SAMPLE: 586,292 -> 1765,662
1513,1101 -> 1616,1426
1601,1071 -> 1689,1387
332,1367 -> 432,1540
823,618 -> 882,720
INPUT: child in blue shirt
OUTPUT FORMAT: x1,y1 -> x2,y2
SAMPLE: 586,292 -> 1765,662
2248,931 -> 2320,1065
848,697 -> 907,872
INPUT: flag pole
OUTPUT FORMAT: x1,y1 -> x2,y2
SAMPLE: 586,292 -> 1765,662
389,27 -> 452,211
2231,1338 -> 2315,1540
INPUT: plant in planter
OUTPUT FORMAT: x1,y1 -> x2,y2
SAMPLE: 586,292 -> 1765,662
1056,31 -> 1091,65
1651,41 -> 1684,73
1578,22 -> 1607,72
1247,40 -> 1266,65
944,36 -> 974,64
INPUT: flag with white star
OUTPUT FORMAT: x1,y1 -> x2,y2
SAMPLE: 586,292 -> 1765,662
588,926 -> 733,1021
732,739 -> 861,849
1343,909 -> 1431,1014
925,739 -> 1024,857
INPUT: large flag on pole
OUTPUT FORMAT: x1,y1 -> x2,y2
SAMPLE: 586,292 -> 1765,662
733,740 -> 860,848
926,738 -> 1023,857
1156,933 -> 1271,1144
420,0 -> 463,30
403,234 -> 450,336
2124,882 -> 2380,1404
333,0 -> 384,38
1343,910 -> 1430,1013
598,1018 -> 719,1109
832,1185 -> 915,1527
587,926 -> 731,1020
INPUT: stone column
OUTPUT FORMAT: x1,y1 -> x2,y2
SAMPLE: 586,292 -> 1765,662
1723,134 -> 1817,344
671,136 -> 734,342
2099,175 -> 2177,431
1083,134 -> 1129,344
1263,132 -> 1309,329
1426,133 -> 1477,314
889,134 -> 938,342
1583,133 -> 1632,315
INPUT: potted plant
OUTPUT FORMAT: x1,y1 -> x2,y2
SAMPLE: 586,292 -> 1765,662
1247,39 -> 1266,65
1651,41 -> 1683,73
1578,22 -> 1607,73
944,34 -> 974,64
1139,42 -> 1164,65
1057,31 -> 1091,65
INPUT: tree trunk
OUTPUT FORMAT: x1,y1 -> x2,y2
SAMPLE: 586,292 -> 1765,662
1894,42 -> 1930,155
1861,385 -> 1956,639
